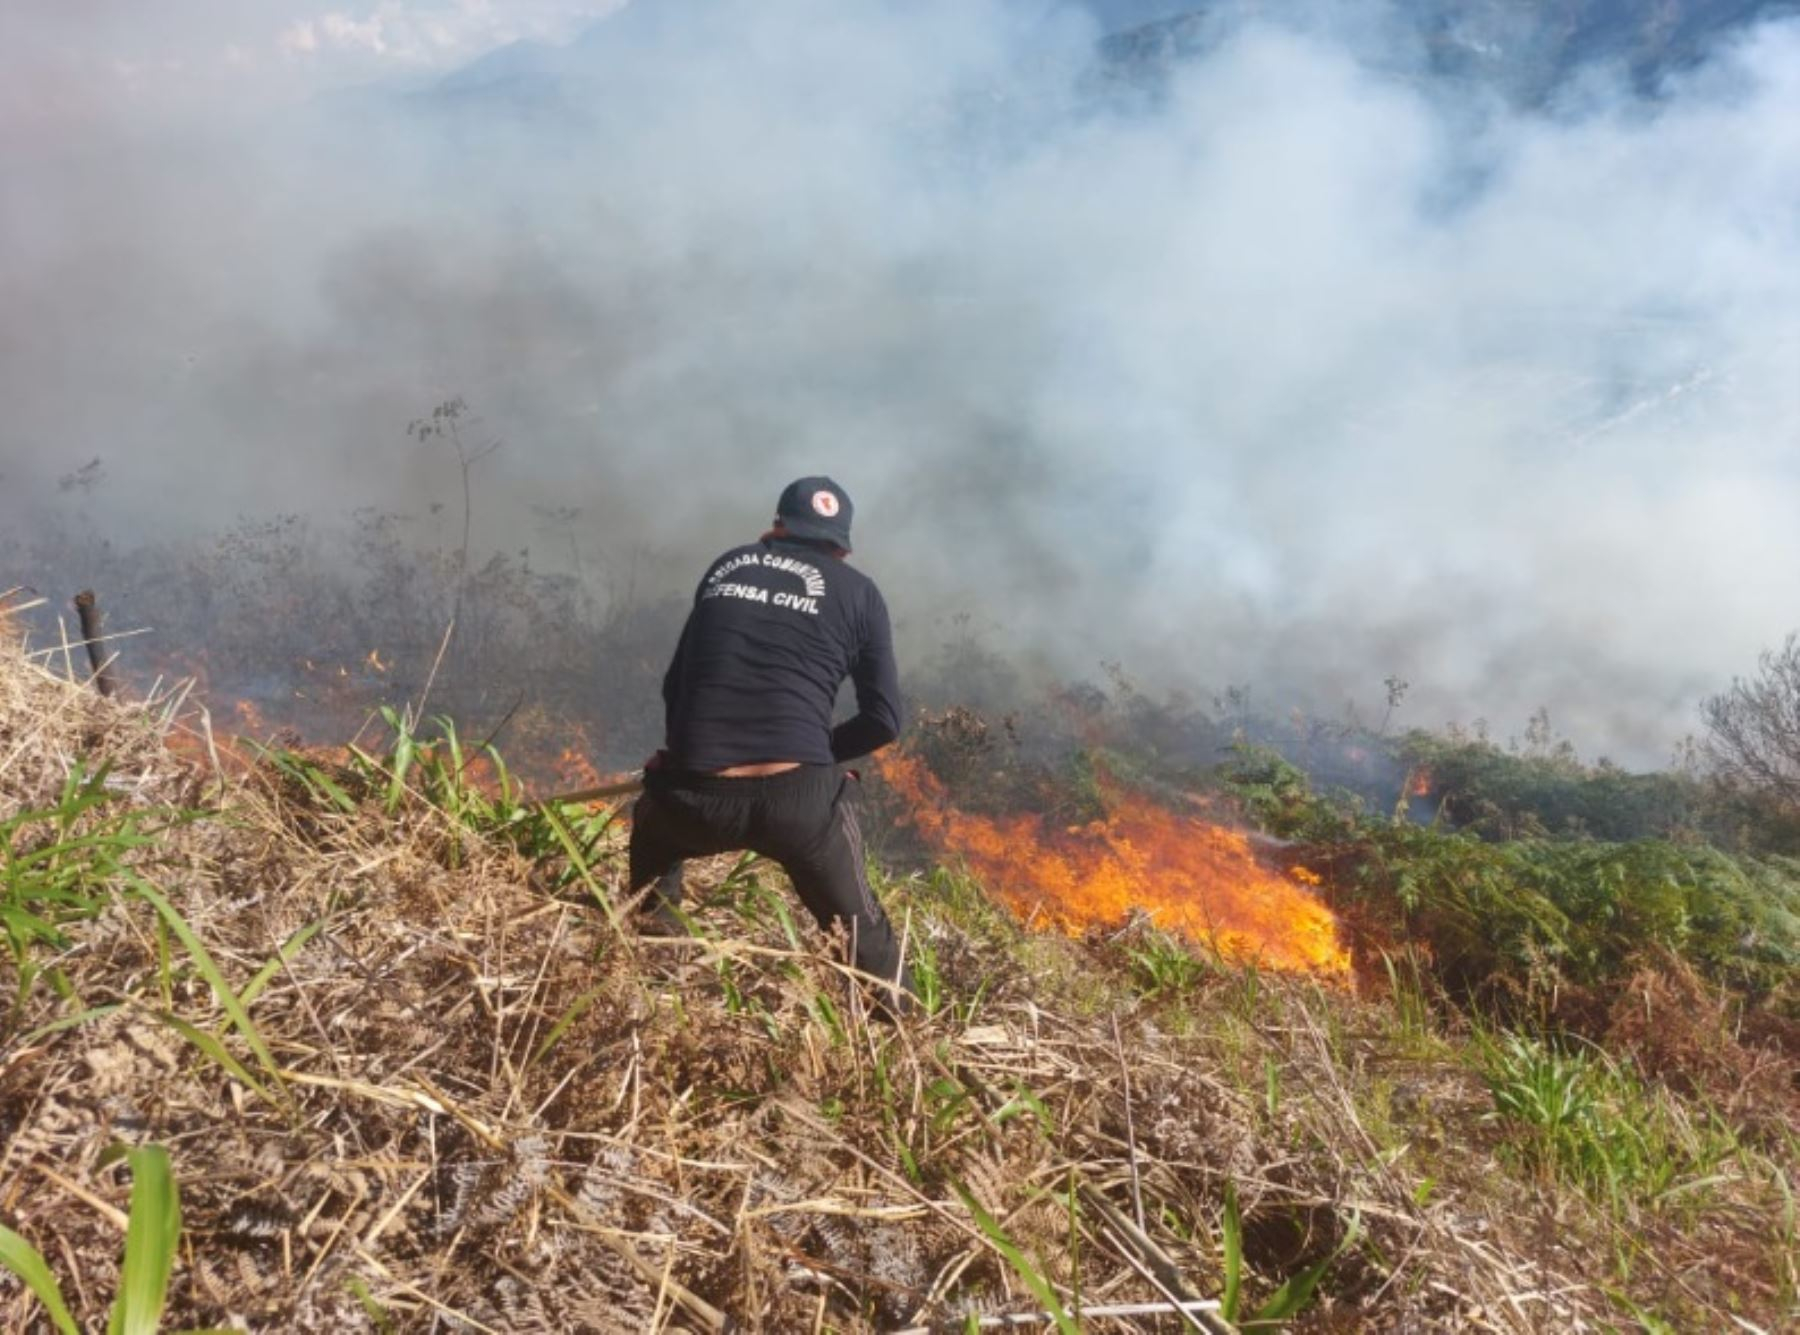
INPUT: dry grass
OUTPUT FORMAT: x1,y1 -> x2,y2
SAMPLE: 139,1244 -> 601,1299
0,624 -> 1733,1332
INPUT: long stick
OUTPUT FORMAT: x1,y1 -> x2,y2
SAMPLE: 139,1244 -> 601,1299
529,775 -> 645,809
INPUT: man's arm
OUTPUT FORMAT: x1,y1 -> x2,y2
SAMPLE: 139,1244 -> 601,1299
830,585 -> 903,763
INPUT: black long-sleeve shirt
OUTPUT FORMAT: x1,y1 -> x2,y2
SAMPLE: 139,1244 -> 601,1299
660,537 -> 903,771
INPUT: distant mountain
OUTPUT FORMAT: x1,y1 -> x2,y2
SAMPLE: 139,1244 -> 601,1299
432,0 -> 722,98
1091,0 -> 1798,103
435,38 -> 571,96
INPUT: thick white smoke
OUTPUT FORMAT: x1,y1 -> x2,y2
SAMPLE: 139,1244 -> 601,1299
3,0 -> 1797,761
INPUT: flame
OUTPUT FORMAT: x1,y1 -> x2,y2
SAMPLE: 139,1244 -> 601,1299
878,750 -> 1350,977
553,745 -> 604,789
135,643 -> 627,797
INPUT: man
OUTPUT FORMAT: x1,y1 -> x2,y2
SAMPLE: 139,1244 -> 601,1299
629,476 -> 913,1009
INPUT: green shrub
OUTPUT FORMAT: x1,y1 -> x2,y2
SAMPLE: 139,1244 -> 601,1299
1481,1034 -> 1744,1218
1223,755 -> 1800,1013
1401,732 -> 1705,843
1128,930 -> 1210,997
1,765 -> 163,1019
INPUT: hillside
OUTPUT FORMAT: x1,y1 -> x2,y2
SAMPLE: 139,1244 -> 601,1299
1,621 -> 1796,1331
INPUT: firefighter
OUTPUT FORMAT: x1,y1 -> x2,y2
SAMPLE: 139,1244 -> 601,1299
629,476 -> 913,1011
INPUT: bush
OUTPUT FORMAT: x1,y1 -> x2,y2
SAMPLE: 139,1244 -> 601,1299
1223,756 -> 1800,1016
1400,732 -> 1705,843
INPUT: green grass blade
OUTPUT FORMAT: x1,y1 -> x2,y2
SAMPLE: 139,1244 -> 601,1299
252,744 -> 357,813
1221,1179 -> 1243,1321
1248,1211 -> 1361,1324
130,878 -> 287,1101
541,807 -> 626,938
1603,1286 -> 1678,1334
154,1012 -> 279,1108
307,765 -> 358,814
482,742 -> 516,808
758,885 -> 802,950
345,1273 -> 394,1332
1,905 -> 70,948
239,918 -> 326,1008
386,728 -> 415,815
993,1084 -> 1054,1135
953,1182 -> 1081,1335
0,1223 -> 80,1335
9,827 -> 160,868
107,1145 -> 182,1335
529,985 -> 608,1069
20,1002 -> 123,1046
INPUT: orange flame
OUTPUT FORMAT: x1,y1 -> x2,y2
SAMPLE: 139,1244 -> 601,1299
878,750 -> 1350,977
141,645 -> 624,796
552,745 -> 604,789
233,698 -> 269,735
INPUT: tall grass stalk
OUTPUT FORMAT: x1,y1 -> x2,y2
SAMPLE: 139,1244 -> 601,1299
1379,948 -> 1437,1050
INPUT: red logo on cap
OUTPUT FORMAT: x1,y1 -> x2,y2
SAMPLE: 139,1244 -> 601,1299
811,490 -> 840,518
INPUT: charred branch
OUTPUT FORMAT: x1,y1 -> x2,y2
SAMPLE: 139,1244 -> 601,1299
73,589 -> 120,698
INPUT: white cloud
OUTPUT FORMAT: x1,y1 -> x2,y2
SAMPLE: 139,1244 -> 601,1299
321,12 -> 389,55
279,20 -> 319,55
3,1 -> 624,102
278,1 -> 623,69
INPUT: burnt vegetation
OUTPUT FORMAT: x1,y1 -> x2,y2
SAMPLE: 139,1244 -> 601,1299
1,499 -> 682,783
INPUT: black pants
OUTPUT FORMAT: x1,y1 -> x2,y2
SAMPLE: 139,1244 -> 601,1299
628,765 -> 912,999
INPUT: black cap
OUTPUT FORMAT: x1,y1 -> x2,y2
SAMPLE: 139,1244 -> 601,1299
774,476 -> 854,552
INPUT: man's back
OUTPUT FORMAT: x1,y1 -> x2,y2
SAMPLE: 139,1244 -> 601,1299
661,536 -> 901,771
630,476 -> 913,1012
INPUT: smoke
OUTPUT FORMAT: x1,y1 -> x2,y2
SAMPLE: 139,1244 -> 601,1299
3,0 -> 1798,762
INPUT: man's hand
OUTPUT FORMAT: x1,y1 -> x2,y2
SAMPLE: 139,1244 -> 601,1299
643,749 -> 669,771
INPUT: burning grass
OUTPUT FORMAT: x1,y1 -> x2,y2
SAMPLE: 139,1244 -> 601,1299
1,628 -> 1795,1331
875,750 -> 1350,978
